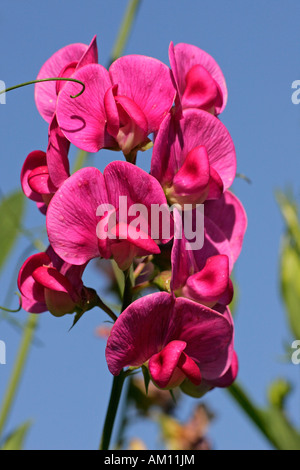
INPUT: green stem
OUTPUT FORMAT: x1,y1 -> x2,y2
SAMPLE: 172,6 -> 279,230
96,297 -> 118,323
0,314 -> 39,438
0,78 -> 86,99
99,371 -> 126,450
226,382 -> 279,450
109,0 -> 142,65
99,269 -> 133,450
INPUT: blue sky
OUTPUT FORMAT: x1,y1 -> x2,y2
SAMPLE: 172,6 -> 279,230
0,0 -> 300,450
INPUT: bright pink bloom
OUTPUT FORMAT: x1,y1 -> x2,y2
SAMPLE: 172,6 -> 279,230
151,109 -> 236,206
180,307 -> 238,396
35,36 -> 98,122
18,246 -> 89,316
21,116 -> 70,214
169,41 -> 227,116
55,56 -> 176,156
105,292 -> 234,390
171,207 -> 233,307
46,161 -> 171,271
202,190 -> 248,270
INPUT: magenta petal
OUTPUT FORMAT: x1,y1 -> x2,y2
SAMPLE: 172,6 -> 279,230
21,151 -> 47,202
170,208 -> 197,292
149,340 -> 187,389
47,167 -> 109,265
35,43 -> 89,122
207,166 -> 224,200
105,292 -> 233,382
151,109 -> 236,192
106,292 -> 176,375
207,350 -> 238,388
182,255 -> 231,305
103,161 -> 171,244
46,115 -> 70,188
113,95 -> 148,155
18,252 -> 51,303
175,297 -> 233,380
76,35 -> 98,69
168,42 -> 183,119
109,55 -> 176,133
28,165 -> 56,194
173,43 -> 228,114
205,191 -> 248,266
32,266 -> 77,299
56,64 -> 115,152
104,85 -> 120,138
182,64 -> 220,111
178,352 -> 202,386
170,145 -> 210,204
21,295 -> 47,314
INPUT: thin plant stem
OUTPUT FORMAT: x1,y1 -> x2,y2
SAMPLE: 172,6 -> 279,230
109,0 -> 142,65
99,269 -> 133,450
0,78 -> 85,99
226,382 -> 279,450
0,314 -> 39,438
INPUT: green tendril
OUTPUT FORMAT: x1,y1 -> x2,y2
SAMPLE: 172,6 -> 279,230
0,77 -> 85,99
0,293 -> 22,313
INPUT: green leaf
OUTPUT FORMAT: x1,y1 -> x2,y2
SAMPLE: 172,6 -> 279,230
141,365 -> 150,395
1,421 -> 32,450
228,382 -> 300,450
0,190 -> 26,272
280,237 -> 300,338
276,190 -> 300,253
267,378 -> 292,410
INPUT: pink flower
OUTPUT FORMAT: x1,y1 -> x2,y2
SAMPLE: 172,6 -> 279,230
180,307 -> 238,395
21,116 -> 70,214
35,36 -> 98,122
55,56 -> 176,157
169,41 -> 227,116
151,109 -> 236,206
18,246 -> 90,316
46,161 -> 172,271
105,292 -> 234,390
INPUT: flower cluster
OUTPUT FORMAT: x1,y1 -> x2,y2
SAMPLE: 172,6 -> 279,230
18,36 -> 247,397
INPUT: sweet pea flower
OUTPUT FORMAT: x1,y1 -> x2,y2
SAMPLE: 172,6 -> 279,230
201,190 -> 248,271
169,41 -> 227,116
17,246 -> 94,317
151,109 -> 236,207
171,208 -> 233,308
105,292 -> 234,390
180,306 -> 238,396
21,116 -> 70,214
46,161 -> 172,271
35,35 -> 98,122
55,55 -> 176,159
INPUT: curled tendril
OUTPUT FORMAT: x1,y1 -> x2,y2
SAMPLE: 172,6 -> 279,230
0,293 -> 22,313
0,77 -> 85,99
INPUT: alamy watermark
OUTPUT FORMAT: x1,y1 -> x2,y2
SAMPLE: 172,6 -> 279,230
96,199 -> 204,250
291,340 -> 300,365
0,340 -> 6,365
291,80 -> 300,104
0,80 -> 6,104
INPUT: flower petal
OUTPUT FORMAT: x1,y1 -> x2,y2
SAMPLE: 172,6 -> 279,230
204,191 -> 248,266
35,42 -> 90,122
172,43 -> 228,114
47,167 -> 109,265
109,55 -> 176,133
56,64 -> 116,152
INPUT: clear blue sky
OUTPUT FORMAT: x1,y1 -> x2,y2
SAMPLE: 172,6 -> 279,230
0,0 -> 300,450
